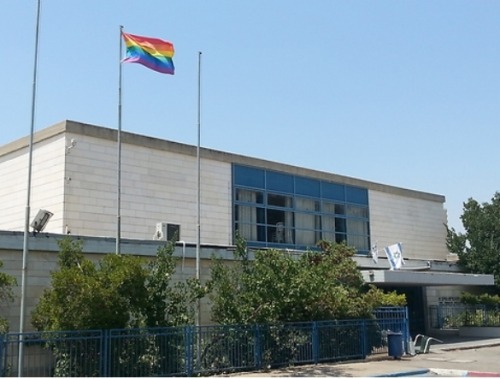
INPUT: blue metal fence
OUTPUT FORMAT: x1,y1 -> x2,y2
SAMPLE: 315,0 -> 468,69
0,307 -> 407,377
430,303 -> 500,329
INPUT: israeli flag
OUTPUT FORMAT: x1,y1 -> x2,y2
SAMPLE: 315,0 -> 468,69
384,243 -> 405,270
371,242 -> 379,264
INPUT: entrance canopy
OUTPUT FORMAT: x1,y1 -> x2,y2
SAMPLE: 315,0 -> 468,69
361,269 -> 494,287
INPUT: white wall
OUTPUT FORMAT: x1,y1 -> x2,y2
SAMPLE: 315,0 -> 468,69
369,190 -> 448,260
63,133 -> 232,244
0,135 -> 66,233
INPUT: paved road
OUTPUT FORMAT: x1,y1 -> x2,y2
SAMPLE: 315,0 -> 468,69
230,338 -> 500,377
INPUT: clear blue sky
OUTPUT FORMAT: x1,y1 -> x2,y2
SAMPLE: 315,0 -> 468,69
2,0 -> 499,233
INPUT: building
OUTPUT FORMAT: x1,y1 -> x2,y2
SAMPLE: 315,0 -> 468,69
0,120 -> 493,334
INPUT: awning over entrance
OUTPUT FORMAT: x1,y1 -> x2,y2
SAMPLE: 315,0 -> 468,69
361,269 -> 494,287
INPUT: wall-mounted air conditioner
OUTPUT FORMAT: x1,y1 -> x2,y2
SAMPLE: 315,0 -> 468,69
153,222 -> 180,241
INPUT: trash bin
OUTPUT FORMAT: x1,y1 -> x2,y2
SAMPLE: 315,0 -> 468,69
387,332 -> 403,359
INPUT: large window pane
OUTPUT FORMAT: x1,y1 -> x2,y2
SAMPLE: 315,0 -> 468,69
236,189 -> 264,204
235,205 -> 256,223
323,201 -> 345,215
346,185 -> 368,205
236,222 -> 257,241
335,217 -> 346,233
322,231 -> 335,242
348,235 -> 370,251
322,182 -> 345,201
347,219 -> 369,234
267,209 -> 294,243
269,223 -> 294,244
335,204 -> 345,215
295,197 -> 319,212
322,215 -> 335,232
268,193 -> 292,208
295,212 -> 320,229
322,215 -> 336,242
296,229 -> 320,246
335,233 -> 346,244
267,171 -> 293,192
295,176 -> 320,197
295,212 -> 320,246
323,201 -> 335,214
234,165 -> 265,188
346,204 -> 368,218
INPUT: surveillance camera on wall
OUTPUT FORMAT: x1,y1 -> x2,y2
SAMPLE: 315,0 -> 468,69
30,209 -> 53,233
66,138 -> 77,154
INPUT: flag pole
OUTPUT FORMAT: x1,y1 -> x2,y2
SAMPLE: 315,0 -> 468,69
19,0 -> 41,375
116,25 -> 124,254
196,51 -> 202,314
195,50 -> 202,369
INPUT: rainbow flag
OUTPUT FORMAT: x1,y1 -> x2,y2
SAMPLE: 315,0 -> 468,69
122,32 -> 175,75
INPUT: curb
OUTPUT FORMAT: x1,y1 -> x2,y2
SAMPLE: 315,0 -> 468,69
441,341 -> 500,352
373,368 -> 430,377
377,368 -> 500,377
431,368 -> 500,377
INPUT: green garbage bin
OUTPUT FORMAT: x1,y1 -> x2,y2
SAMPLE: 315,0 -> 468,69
387,331 -> 403,359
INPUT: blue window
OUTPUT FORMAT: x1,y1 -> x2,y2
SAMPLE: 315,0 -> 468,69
234,165 -> 265,188
267,171 -> 293,192
322,182 -> 345,201
346,185 -> 368,204
295,176 -> 320,197
233,164 -> 370,254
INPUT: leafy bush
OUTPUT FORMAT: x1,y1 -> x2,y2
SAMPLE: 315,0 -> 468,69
461,292 -> 500,306
31,237 -> 208,376
210,237 -> 405,325
0,259 -> 16,333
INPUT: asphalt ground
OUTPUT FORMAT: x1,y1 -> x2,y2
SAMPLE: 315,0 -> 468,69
228,337 -> 500,377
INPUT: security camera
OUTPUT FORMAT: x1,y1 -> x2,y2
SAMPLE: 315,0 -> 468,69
66,138 -> 77,154
30,209 -> 53,233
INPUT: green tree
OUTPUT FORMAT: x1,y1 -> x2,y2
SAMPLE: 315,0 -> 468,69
0,259 -> 16,333
32,239 -> 149,331
210,237 -> 405,325
143,238 -> 210,327
31,237 -> 210,376
32,237 -> 208,331
446,192 -> 500,289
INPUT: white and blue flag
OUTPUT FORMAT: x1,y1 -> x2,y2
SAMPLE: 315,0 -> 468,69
371,242 -> 379,264
384,242 -> 405,270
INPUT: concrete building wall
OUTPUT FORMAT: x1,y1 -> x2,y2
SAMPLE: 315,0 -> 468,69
62,132 -> 232,244
369,190 -> 448,261
0,134 -> 66,233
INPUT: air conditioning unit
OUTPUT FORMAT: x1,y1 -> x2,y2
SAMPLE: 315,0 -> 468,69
153,222 -> 180,241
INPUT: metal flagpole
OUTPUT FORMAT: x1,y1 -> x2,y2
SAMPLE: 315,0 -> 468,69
195,50 -> 202,369
19,0 -> 41,375
116,25 -> 124,254
196,51 -> 202,318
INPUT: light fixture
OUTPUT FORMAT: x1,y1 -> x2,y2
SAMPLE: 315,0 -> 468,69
30,209 -> 53,233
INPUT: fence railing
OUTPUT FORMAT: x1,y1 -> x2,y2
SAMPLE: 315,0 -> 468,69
430,304 -> 500,329
0,307 -> 407,377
